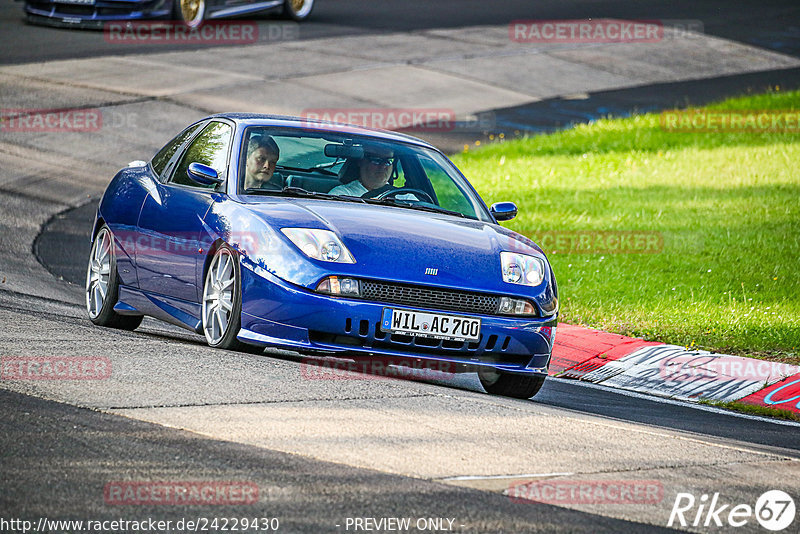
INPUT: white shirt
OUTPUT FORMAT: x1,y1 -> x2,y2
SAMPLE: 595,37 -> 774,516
329,180 -> 368,197
329,181 -> 421,202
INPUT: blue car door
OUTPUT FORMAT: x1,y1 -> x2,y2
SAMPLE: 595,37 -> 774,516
136,120 -> 234,303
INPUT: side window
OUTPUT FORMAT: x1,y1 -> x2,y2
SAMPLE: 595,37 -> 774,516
392,159 -> 407,188
170,121 -> 233,188
418,156 -> 477,218
151,123 -> 203,179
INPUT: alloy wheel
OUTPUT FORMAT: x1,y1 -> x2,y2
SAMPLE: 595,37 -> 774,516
179,0 -> 205,28
203,248 -> 236,345
86,227 -> 112,319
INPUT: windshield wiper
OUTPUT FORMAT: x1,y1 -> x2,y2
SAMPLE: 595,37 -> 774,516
276,164 -> 337,176
364,197 -> 468,219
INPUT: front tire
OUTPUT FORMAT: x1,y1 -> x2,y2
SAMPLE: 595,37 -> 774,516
479,368 -> 546,399
86,225 -> 143,331
202,245 -> 247,350
281,0 -> 314,21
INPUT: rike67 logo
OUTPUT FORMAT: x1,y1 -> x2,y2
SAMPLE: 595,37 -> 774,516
668,490 -> 795,531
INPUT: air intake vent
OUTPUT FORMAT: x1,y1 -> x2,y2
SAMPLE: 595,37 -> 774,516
361,280 -> 500,315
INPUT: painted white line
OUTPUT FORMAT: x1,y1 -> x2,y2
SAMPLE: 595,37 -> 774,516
549,377 -> 800,428
440,472 -> 574,481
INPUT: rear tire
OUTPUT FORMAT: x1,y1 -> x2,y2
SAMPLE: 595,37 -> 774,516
173,0 -> 205,28
281,0 -> 314,21
479,368 -> 546,399
86,225 -> 143,331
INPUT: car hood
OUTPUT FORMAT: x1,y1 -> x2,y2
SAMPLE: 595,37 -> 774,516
238,197 -> 547,295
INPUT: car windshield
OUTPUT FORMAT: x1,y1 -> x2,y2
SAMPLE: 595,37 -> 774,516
238,127 -> 490,221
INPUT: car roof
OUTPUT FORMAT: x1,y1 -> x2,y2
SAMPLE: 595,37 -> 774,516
210,113 -> 437,149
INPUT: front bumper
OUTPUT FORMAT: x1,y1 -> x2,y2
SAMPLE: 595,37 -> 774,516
237,259 -> 556,375
25,0 -> 170,29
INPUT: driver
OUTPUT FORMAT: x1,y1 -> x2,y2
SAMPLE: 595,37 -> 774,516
243,135 -> 282,190
329,146 -> 394,197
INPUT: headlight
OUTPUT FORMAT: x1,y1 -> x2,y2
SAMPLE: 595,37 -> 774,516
501,251 -> 545,286
281,228 -> 355,263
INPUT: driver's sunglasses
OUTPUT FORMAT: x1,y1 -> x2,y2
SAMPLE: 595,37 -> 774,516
365,156 -> 394,166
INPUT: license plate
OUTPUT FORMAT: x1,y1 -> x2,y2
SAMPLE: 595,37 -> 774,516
381,308 -> 481,342
55,0 -> 94,5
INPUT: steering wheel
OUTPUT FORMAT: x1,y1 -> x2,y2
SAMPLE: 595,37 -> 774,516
370,187 -> 435,204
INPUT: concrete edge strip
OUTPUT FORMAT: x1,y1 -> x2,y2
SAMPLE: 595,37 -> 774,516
551,325 -> 800,414
547,377 -> 800,430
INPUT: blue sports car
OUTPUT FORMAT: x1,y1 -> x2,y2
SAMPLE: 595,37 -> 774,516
86,114 -> 558,398
24,0 -> 312,29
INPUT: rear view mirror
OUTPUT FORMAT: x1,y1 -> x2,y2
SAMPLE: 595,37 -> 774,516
491,201 -> 518,221
187,162 -> 223,187
324,144 -> 364,159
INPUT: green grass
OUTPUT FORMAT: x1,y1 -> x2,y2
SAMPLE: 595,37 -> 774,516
452,90 -> 800,363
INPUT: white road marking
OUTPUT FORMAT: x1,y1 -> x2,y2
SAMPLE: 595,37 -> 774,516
440,472 -> 574,481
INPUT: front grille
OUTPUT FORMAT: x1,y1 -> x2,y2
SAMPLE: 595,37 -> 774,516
361,280 -> 499,315
53,4 -> 94,14
97,1 -> 155,13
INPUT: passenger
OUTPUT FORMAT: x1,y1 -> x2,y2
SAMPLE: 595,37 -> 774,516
243,135 -> 282,190
329,146 -> 394,197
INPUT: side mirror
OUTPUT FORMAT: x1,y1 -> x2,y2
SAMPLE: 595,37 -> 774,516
490,201 -> 518,221
187,162 -> 223,187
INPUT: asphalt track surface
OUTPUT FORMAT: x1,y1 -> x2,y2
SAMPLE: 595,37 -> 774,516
1,388 -> 679,533
3,1 -> 800,533
1,0 -> 800,64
